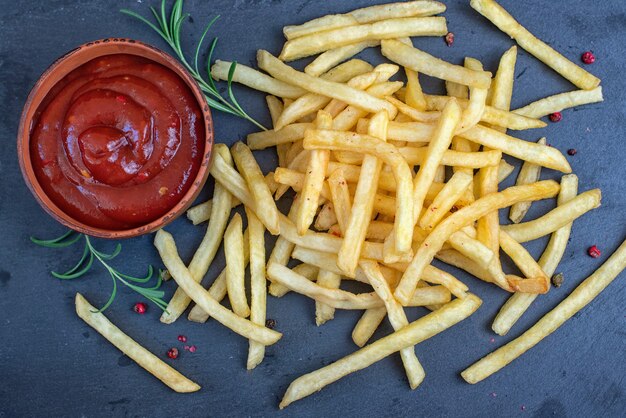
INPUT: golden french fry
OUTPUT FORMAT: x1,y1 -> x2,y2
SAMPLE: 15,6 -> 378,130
470,0 -> 600,90
493,175 -> 578,335
267,201 -> 301,298
161,144 -> 234,324
446,80 -> 468,99
314,202 -> 338,231
499,230 -> 549,294
420,171 -> 473,230
75,293 -> 200,393
489,45 -> 517,111
283,14 -> 359,40
304,130 -> 414,253
475,162 -> 502,286
154,230 -> 281,346
501,189 -> 602,242
224,213 -> 250,318
211,60 -> 306,99
271,263 -> 319,298
280,294 -> 482,408
399,146 -> 502,168
246,208 -> 267,370
186,197 -> 241,226
395,181 -> 560,304
315,270 -> 342,325
352,307 -> 387,347
447,230 -> 495,269
331,81 -> 403,131
460,125 -> 571,173
232,141 -> 281,234
298,111 -> 333,234
247,123 -> 313,150
509,138 -> 546,223
258,50 -> 397,117
513,87 -> 603,119
349,1 -> 446,23
497,159 -> 515,183
462,240 -> 626,384
327,168 -> 352,234
436,249 -> 493,284
381,39 -> 492,89
360,260 -> 425,389
305,42 -> 379,77
386,96 -> 440,123
405,68 -> 428,110
338,111 -> 387,275
280,17 -> 448,61
420,265 -> 468,299
266,95 -> 284,127
456,57 -> 488,134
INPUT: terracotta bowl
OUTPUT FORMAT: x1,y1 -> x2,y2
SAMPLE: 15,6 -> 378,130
17,39 -> 213,239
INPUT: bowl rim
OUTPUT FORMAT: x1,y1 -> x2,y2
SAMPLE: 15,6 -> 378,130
17,38 -> 214,239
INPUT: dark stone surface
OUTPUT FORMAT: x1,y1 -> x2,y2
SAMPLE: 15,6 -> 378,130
0,1 -> 624,417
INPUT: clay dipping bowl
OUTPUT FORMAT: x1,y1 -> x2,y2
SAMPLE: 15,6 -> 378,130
17,39 -> 213,239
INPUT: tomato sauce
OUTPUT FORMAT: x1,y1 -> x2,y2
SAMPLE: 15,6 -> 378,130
30,54 -> 204,229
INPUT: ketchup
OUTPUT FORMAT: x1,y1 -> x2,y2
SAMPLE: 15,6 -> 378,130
30,54 -> 204,230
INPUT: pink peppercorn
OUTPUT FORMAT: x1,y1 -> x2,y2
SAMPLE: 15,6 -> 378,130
587,245 -> 601,258
581,51 -> 595,64
549,112 -> 562,122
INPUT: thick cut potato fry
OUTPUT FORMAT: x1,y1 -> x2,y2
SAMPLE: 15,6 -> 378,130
247,123 -> 313,150
304,130 -> 414,253
462,240 -> 626,384
338,111 -> 387,275
280,17 -> 448,61
315,270 -> 342,326
280,294 -> 482,408
246,208 -> 267,370
352,307 -> 387,347
283,14 -> 359,40
381,39 -> 492,89
513,87 -> 603,119
360,260 -> 425,389
161,145 -> 234,324
509,138 -> 546,223
211,60 -> 306,99
395,181 -> 560,304
188,230 -> 250,323
470,0 -> 600,90
75,293 -> 200,393
232,142 -> 281,235
493,175 -> 578,335
154,230 -> 281,346
460,125 -> 571,173
411,99 -> 461,224
420,171 -> 473,230
259,50 -> 397,117
298,111 -> 333,234
305,41 -> 379,77
499,230 -> 549,294
501,189 -> 601,242
224,213 -> 250,318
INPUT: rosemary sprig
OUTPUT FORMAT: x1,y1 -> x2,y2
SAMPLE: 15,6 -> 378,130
121,0 -> 267,131
31,231 -> 168,313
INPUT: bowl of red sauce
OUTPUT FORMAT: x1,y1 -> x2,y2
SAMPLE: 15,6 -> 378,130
18,39 -> 213,239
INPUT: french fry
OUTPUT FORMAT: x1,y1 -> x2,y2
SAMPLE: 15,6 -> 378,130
338,111 -> 387,275
509,138 -> 546,223
360,260 -> 425,389
327,168 -> 352,234
470,0 -> 600,90
188,228 -> 250,323
331,81 -> 403,131
501,188 -> 602,242
381,39 -> 492,89
314,202 -> 338,231
224,213 -> 250,318
395,37 -> 429,111
315,270 -> 342,325
462,240 -> 626,384
489,45 -> 517,112
258,50 -> 397,117
499,230 -> 549,294
395,181 -> 560,304
420,171 -> 473,230
410,98 -> 461,224
280,294 -> 482,408
304,130 -> 414,253
305,41 -> 379,77
280,17 -> 448,61
211,60 -> 306,99
352,307 -> 387,347
436,249 -> 493,284
283,14 -> 359,40
75,293 -> 200,393
154,230 -> 281,346
513,86 -> 603,119
493,174 -> 578,335
246,208 -> 267,370
349,1 -> 446,24
400,146 -> 502,168
247,123 -> 313,150
497,159 -> 515,183
386,96 -> 440,123
160,145 -> 234,324
231,141 -> 281,234
456,57 -> 488,134
446,80 -> 468,99
186,197 -> 241,225
271,263 -> 319,298
447,230 -> 495,270
460,125 -> 571,173
267,201 -> 301,298
420,265 -> 468,299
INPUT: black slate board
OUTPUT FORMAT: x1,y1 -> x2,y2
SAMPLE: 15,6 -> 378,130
1,1 -> 625,417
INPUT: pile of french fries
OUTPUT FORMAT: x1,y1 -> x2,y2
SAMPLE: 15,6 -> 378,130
75,0 -> 625,407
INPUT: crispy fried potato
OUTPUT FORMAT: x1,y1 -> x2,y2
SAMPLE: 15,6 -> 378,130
513,87 -> 603,119
509,138 -> 546,223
